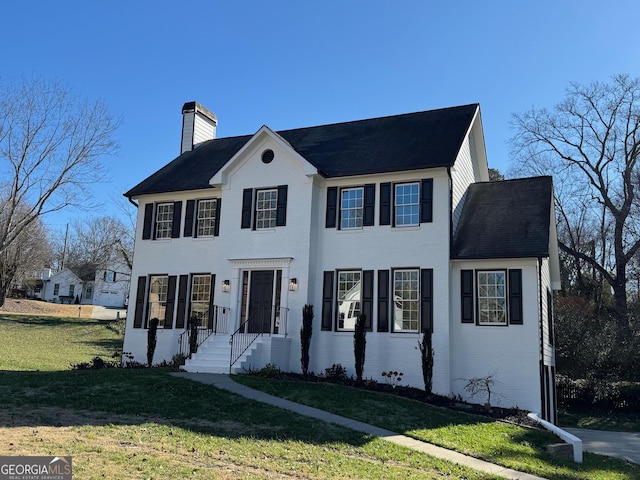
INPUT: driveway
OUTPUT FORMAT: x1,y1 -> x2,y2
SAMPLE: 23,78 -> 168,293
564,428 -> 640,464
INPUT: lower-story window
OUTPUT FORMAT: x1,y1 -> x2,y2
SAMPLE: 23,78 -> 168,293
393,269 -> 419,332
190,274 -> 211,327
148,275 -> 169,327
337,270 -> 361,330
477,270 -> 507,325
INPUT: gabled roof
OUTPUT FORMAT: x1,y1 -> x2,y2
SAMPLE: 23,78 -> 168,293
125,104 -> 478,198
452,176 -> 554,259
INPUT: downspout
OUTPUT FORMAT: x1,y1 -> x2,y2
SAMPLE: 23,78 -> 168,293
127,196 -> 139,209
447,167 -> 453,257
537,257 -> 545,420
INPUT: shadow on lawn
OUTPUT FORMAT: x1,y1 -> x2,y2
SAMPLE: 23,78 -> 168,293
0,368 -> 371,448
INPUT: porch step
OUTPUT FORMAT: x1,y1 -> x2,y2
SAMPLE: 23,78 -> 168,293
183,334 -> 262,374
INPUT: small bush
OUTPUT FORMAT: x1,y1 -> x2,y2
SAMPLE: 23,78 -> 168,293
323,363 -> 348,382
71,356 -> 119,370
258,363 -> 283,378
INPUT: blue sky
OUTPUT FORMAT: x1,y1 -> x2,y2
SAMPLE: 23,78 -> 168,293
3,1 -> 639,232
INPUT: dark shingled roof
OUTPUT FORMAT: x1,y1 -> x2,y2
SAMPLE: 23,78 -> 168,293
125,104 -> 478,197
452,176 -> 553,259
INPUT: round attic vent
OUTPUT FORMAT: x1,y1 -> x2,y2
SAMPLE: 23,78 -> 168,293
261,149 -> 275,164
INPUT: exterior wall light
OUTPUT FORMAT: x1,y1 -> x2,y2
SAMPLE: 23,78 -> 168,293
222,279 -> 230,292
288,278 -> 297,291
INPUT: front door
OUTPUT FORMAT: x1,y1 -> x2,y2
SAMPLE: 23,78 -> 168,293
247,270 -> 274,333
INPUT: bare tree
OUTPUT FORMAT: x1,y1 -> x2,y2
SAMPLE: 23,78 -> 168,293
0,77 -> 119,262
54,216 -> 133,281
511,74 -> 640,332
0,203 -> 52,305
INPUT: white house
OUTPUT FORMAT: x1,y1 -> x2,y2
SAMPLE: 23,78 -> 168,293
122,101 -> 561,423
42,268 -> 84,303
89,258 -> 131,308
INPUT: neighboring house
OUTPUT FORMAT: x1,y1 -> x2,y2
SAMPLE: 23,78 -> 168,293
122,101 -> 561,423
42,268 -> 84,303
91,259 -> 131,308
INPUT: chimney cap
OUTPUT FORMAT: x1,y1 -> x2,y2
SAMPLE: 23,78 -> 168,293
182,101 -> 217,124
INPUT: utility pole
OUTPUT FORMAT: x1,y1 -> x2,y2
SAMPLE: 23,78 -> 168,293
61,223 -> 69,270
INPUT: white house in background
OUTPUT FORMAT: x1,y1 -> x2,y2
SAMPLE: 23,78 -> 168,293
42,268 -> 84,303
88,258 -> 131,308
122,101 -> 561,423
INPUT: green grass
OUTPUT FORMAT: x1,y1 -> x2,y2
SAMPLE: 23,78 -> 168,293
0,313 -> 496,479
233,375 -> 640,480
0,314 -> 123,370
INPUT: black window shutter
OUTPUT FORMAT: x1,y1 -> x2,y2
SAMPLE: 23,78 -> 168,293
241,188 -> 253,229
207,274 -> 216,330
509,269 -> 523,324
420,179 -> 433,223
214,198 -> 222,236
133,276 -> 147,328
321,271 -> 334,330
164,275 -> 177,329
184,200 -> 195,237
461,270 -> 474,323
276,185 -> 288,226
363,184 -> 375,227
325,187 -> 337,228
362,270 -> 373,331
171,201 -> 182,238
377,270 -> 390,332
420,268 -> 433,332
379,182 -> 391,226
142,204 -> 154,240
176,275 -> 189,329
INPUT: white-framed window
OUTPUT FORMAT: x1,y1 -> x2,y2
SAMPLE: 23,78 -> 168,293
148,275 -> 169,327
104,271 -> 116,282
155,203 -> 174,239
395,182 -> 419,226
190,274 -> 211,328
69,284 -> 75,297
53,283 -> 60,296
340,187 -> 364,230
393,269 -> 419,332
477,270 -> 507,325
255,189 -> 278,230
337,270 -> 361,330
197,199 -> 217,237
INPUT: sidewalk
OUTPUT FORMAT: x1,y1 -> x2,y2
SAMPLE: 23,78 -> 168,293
173,372 -> 545,480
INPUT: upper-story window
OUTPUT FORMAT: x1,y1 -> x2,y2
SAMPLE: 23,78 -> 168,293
197,199 -> 218,237
142,201 -> 182,241
340,187 -> 364,230
241,186 -> 288,230
69,284 -> 75,297
379,179 -> 433,227
256,189 -> 278,230
155,203 -> 174,239
325,184 -> 375,229
53,283 -> 60,295
394,183 -> 420,226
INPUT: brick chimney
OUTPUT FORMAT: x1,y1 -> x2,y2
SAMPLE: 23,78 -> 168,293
181,101 -> 217,154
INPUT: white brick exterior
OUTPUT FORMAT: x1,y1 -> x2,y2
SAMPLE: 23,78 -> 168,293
123,106 -> 560,419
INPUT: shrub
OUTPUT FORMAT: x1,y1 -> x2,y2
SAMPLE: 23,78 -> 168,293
354,314 -> 367,382
147,317 -> 159,367
71,356 -> 119,370
300,304 -> 313,376
258,363 -> 283,378
324,363 -> 348,382
419,329 -> 434,394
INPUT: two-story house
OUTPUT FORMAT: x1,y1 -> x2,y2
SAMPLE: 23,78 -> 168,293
122,101 -> 560,422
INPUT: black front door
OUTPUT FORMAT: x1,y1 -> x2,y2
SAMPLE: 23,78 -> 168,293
247,270 -> 274,333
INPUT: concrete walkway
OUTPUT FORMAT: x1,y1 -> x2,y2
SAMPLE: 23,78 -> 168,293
564,427 -> 640,465
90,306 -> 127,320
173,372 -> 545,480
